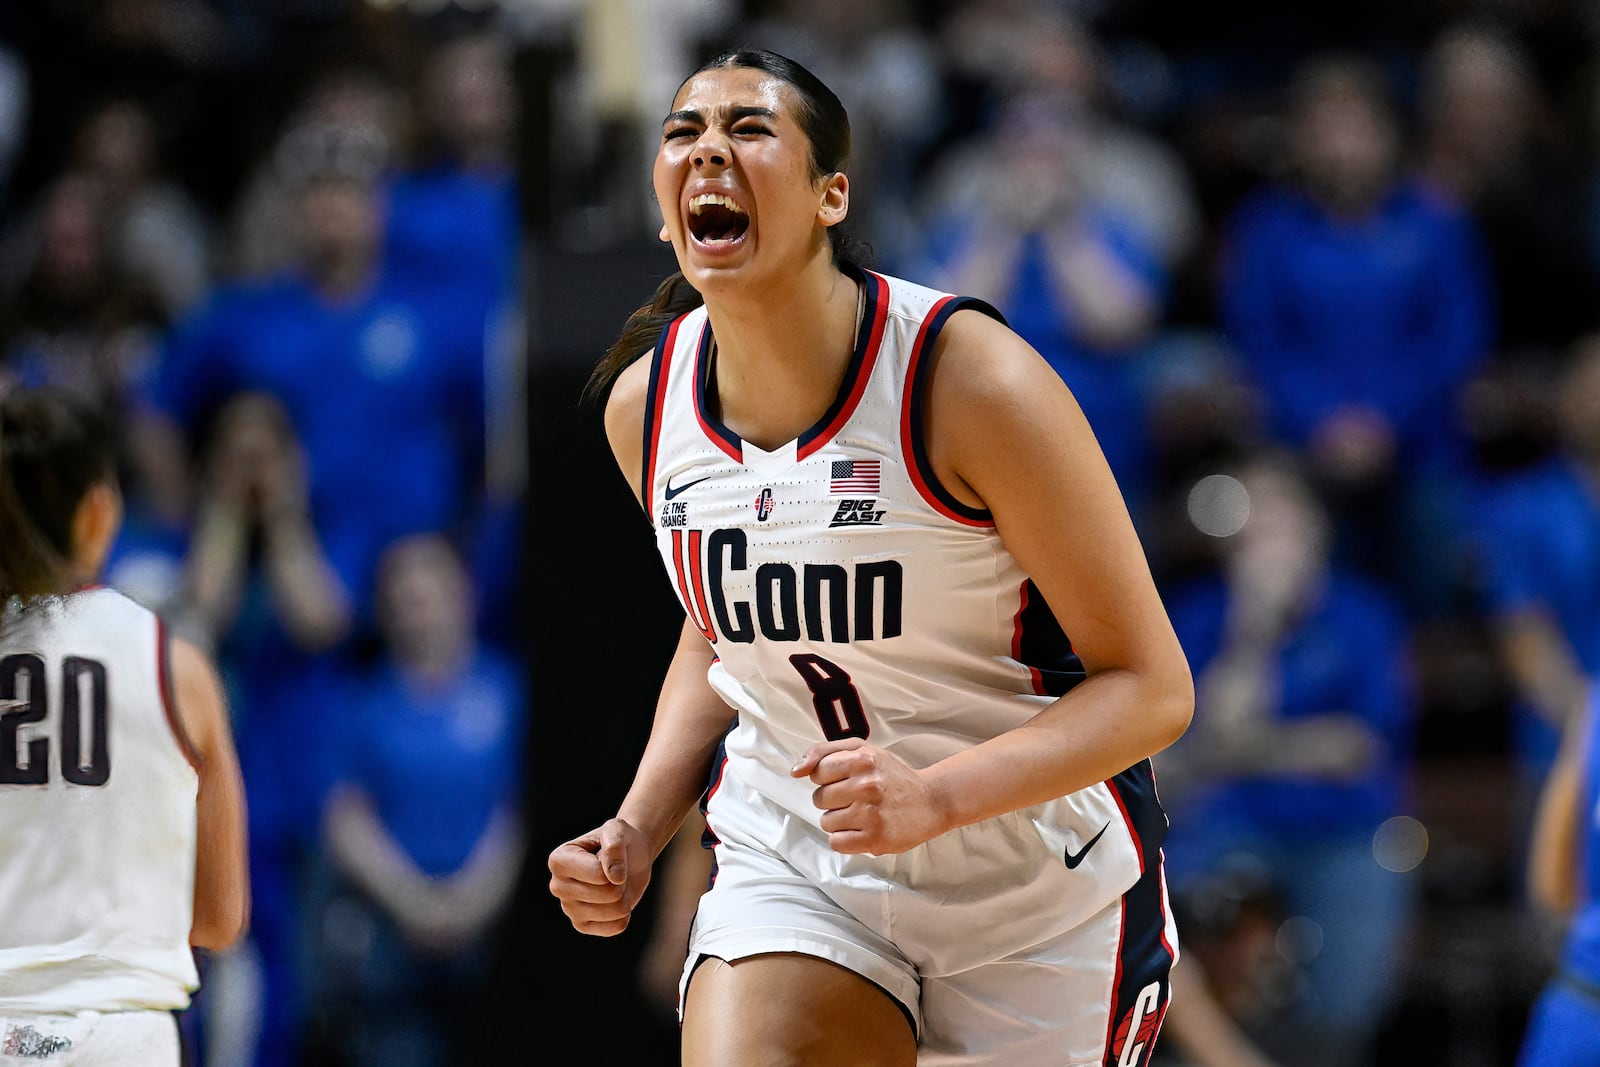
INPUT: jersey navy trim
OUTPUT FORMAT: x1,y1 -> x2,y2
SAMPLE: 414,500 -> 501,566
1102,760 -> 1175,1066
1010,579 -> 1087,697
900,295 -> 1006,527
700,739 -> 731,888
642,314 -> 689,510
691,266 -> 889,464
692,322 -> 743,461
1101,862 -> 1173,1066
1108,760 -> 1169,876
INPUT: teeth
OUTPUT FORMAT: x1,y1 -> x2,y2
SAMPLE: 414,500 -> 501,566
689,194 -> 747,216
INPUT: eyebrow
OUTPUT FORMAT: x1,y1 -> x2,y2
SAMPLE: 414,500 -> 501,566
662,105 -> 779,128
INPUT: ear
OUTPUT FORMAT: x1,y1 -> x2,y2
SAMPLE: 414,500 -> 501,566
816,171 -> 850,229
659,222 -> 671,242
71,481 -> 123,580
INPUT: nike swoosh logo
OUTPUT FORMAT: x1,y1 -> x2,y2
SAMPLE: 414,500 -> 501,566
1064,822 -> 1110,869
664,475 -> 711,500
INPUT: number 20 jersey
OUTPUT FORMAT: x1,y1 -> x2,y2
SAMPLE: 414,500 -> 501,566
0,588 -> 200,1012
642,266 -> 1169,929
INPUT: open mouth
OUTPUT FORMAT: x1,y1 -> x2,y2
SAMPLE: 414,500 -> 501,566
687,193 -> 749,246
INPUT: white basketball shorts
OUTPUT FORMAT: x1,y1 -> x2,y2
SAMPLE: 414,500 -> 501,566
0,1010 -> 179,1066
680,758 -> 1179,1066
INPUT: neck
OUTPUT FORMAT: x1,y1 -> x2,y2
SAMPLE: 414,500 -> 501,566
399,635 -> 470,686
1574,447 -> 1600,486
455,142 -> 508,173
1310,176 -> 1389,221
700,253 -> 860,450
311,251 -> 377,300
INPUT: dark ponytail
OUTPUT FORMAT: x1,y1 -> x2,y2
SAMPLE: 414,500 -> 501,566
584,48 -> 872,403
0,388 -> 116,603
585,272 -> 706,405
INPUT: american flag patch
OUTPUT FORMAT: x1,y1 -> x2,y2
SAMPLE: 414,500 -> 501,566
830,459 -> 881,493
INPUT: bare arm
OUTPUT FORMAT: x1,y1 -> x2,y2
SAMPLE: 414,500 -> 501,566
603,355 -> 736,855
1163,961 -> 1284,1067
637,815 -> 715,1014
181,500 -> 250,638
1041,223 -> 1160,350
326,786 -> 525,949
1529,700 -> 1591,914
170,637 -> 249,950
1499,609 -> 1591,732
259,508 -> 353,651
256,435 -> 351,651
918,309 -> 1192,829
928,229 -> 1025,312
548,357 -> 739,935
792,310 -> 1191,853
324,786 -> 440,930
442,807 -> 527,935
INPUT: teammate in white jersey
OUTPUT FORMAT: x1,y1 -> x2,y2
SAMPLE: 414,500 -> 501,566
547,49 -> 1194,1066
0,387 -> 248,1065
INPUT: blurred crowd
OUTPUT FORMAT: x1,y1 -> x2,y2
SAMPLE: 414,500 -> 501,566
4,1 -> 1600,1065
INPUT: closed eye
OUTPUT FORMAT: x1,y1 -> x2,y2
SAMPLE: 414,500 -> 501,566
735,124 -> 772,136
664,127 -> 699,141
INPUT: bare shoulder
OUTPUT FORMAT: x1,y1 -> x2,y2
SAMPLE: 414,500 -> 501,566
169,637 -> 229,762
928,303 -> 1088,470
928,308 -> 1075,412
604,355 -> 653,506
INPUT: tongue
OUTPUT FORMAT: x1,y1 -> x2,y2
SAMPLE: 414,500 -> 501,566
695,205 -> 747,243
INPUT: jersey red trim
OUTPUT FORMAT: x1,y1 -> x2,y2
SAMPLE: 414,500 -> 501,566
795,268 -> 890,461
1108,774 -> 1176,959
1107,767 -> 1176,959
1099,784 -> 1176,1065
156,616 -> 203,773
1108,776 -> 1145,876
642,315 -> 687,510
1011,580 -> 1047,696
1104,898 -> 1129,1062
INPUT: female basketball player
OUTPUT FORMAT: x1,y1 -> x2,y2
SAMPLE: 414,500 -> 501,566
0,387 -> 248,1064
547,50 -> 1193,1066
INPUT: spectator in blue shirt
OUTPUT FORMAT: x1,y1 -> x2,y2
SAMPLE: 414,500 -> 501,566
384,31 -> 520,328
177,391 -> 354,1067
1219,56 -> 1494,606
145,120 -> 491,618
1468,339 -> 1600,777
1517,690 -> 1600,1067
915,89 -> 1168,505
383,31 -> 525,649
317,533 -> 527,1067
1158,450 -> 1417,1067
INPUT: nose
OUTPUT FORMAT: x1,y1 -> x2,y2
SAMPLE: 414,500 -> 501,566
692,129 -> 729,169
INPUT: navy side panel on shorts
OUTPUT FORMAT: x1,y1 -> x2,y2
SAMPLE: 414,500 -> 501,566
1103,761 -> 1175,1067
699,737 -> 731,887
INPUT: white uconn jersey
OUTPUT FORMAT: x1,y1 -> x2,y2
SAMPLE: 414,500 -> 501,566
644,266 -> 1170,936
0,589 -> 199,1012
